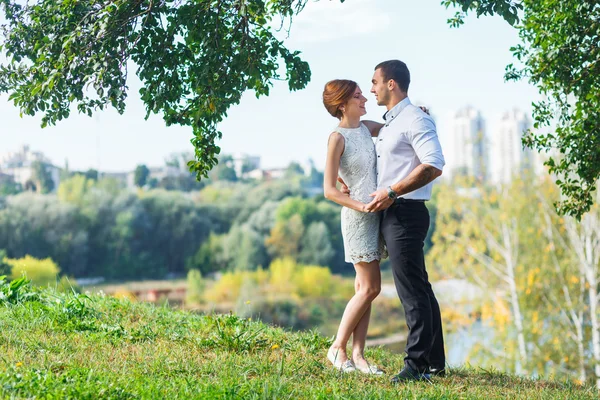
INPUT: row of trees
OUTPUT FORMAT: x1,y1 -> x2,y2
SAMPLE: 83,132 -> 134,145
0,165 -> 347,280
428,174 -> 600,387
0,183 -> 220,280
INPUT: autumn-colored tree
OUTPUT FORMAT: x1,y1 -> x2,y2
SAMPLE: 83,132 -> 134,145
429,175 -> 600,385
265,214 -> 304,260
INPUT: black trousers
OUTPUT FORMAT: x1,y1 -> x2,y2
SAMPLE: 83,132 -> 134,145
381,200 -> 445,372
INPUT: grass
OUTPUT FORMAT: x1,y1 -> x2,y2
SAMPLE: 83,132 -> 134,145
0,277 -> 597,399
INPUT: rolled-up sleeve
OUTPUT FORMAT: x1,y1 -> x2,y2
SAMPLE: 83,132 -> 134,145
409,116 -> 445,171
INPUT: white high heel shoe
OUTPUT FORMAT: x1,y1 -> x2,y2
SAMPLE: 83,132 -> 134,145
353,358 -> 384,375
327,348 -> 356,373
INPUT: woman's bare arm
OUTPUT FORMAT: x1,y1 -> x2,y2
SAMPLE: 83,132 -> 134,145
361,120 -> 384,137
324,132 -> 367,212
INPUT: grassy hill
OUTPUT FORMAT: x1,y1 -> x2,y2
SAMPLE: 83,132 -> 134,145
0,277 -> 597,399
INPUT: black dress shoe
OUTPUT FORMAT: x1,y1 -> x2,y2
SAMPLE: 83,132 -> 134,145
390,365 -> 431,383
428,366 -> 446,377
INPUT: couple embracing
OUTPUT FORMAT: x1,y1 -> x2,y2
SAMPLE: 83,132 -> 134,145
322,60 -> 446,382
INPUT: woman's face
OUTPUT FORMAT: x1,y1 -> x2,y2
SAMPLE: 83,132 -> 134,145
343,86 -> 367,118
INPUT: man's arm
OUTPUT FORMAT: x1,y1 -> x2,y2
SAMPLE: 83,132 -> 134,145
390,163 -> 442,196
362,120 -> 384,137
365,115 -> 445,212
362,107 -> 428,138
365,164 -> 442,212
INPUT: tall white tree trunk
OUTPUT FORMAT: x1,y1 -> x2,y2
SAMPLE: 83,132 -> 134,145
576,316 -> 587,383
541,203 -> 587,382
584,217 -> 600,389
502,221 -> 528,371
464,216 -> 528,373
588,281 -> 600,389
566,210 -> 600,388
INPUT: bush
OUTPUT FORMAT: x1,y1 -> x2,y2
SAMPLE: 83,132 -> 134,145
268,257 -> 297,295
6,255 -> 60,287
254,267 -> 269,287
294,265 -> 333,298
186,269 -> 204,305
204,271 -> 246,303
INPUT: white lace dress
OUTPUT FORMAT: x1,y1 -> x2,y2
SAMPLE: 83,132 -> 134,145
335,123 -> 387,264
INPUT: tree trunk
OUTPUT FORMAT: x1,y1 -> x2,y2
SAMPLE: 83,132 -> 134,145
566,212 -> 600,388
503,221 -> 528,372
575,311 -> 587,383
541,204 -> 587,382
588,283 -> 600,388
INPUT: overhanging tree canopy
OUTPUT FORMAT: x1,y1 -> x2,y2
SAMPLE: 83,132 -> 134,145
0,0 -> 311,178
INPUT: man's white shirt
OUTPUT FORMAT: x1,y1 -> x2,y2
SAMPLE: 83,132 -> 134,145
375,97 -> 445,200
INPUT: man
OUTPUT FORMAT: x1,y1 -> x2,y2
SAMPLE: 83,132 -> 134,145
365,59 -> 446,382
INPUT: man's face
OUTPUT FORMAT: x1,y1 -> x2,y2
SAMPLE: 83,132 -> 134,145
371,68 -> 390,106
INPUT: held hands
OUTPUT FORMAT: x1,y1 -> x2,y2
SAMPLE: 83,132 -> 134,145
364,188 -> 393,212
338,176 -> 392,213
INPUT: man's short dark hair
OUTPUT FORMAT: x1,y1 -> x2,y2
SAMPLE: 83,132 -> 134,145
375,60 -> 410,92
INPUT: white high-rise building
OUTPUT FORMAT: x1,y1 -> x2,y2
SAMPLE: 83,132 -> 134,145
490,109 -> 533,185
445,107 -> 487,181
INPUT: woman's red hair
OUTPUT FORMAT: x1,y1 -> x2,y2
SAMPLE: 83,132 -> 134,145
322,79 -> 358,119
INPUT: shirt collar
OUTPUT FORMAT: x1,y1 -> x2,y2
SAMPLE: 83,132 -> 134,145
383,97 -> 411,122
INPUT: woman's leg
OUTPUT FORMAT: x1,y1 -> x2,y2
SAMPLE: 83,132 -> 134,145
329,260 -> 381,364
352,262 -> 380,368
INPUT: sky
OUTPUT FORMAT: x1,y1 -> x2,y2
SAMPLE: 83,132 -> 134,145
0,0 -> 540,172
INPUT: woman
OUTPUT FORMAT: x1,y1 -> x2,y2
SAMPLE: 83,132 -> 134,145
322,79 -> 387,375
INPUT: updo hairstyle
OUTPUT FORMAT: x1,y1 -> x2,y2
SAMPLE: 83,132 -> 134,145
322,79 -> 358,119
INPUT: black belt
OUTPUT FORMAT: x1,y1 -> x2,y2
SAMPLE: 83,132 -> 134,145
394,197 -> 426,204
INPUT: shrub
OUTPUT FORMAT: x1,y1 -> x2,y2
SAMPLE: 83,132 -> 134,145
268,257 -> 297,295
294,265 -> 333,298
254,266 -> 269,287
186,269 -> 204,305
204,271 -> 246,303
6,255 -> 60,287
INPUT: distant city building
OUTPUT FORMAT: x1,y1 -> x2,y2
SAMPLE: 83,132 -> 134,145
243,168 -> 281,181
446,107 -> 487,181
263,168 -> 286,180
490,109 -> 534,185
246,169 -> 266,180
232,153 -> 261,179
0,145 -> 61,191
